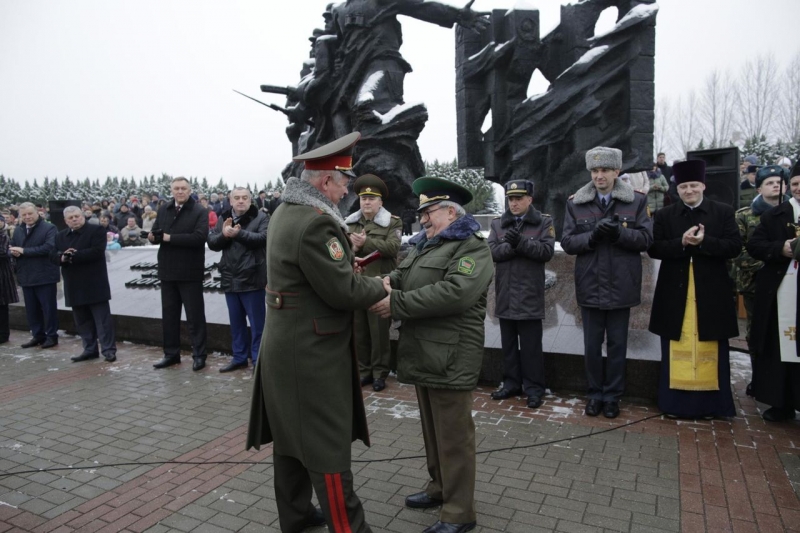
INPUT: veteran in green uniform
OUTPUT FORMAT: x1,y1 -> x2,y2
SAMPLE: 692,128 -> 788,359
370,177 -> 493,533
246,132 -> 386,533
345,174 -> 402,392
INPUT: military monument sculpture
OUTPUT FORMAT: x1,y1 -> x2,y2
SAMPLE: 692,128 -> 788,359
259,0 -> 490,215
456,0 -> 658,235
253,0 -> 657,226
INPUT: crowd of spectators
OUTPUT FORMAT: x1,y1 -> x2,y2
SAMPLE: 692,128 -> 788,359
0,188 -> 284,248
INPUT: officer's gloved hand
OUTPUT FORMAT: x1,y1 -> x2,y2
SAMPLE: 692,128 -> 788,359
598,218 -> 621,241
590,218 -> 610,245
504,226 -> 521,247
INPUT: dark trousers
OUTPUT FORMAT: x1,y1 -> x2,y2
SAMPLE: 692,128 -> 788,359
0,304 -> 8,341
499,318 -> 545,397
73,301 -> 116,357
22,284 -> 58,341
160,280 -> 207,359
354,308 -> 391,380
581,306 -> 631,402
416,386 -> 476,524
225,289 -> 265,364
272,453 -> 372,533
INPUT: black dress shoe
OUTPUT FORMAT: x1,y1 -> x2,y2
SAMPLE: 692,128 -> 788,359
219,361 -> 248,373
192,357 -> 206,371
40,338 -> 58,349
490,387 -> 521,400
21,338 -> 44,348
153,357 -> 180,369
585,399 -> 603,417
527,396 -> 543,409
104,354 -> 117,363
603,401 -> 620,419
71,352 -> 99,362
373,378 -> 386,392
423,521 -> 477,533
405,491 -> 443,509
298,507 -> 326,529
763,407 -> 797,422
360,376 -> 374,387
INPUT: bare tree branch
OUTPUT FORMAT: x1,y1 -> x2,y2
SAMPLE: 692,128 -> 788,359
699,69 -> 737,148
736,53 -> 780,139
671,90 -> 699,158
654,96 -> 672,158
776,51 -> 800,143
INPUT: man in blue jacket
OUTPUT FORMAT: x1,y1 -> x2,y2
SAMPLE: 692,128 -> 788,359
9,202 -> 61,349
561,147 -> 653,418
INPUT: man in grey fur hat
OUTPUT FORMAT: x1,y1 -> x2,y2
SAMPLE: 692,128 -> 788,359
561,147 -> 653,419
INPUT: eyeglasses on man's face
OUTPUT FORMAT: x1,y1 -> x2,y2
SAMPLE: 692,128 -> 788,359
417,206 -> 447,221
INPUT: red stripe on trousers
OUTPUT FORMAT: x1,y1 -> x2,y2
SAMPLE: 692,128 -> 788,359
333,473 -> 353,533
325,473 -> 347,533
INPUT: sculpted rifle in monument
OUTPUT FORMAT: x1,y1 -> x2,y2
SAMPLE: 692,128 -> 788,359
261,0 -> 489,215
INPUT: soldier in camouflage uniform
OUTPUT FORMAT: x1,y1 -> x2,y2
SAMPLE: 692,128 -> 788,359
733,165 -> 790,391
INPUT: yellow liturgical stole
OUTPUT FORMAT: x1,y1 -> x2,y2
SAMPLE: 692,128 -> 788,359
669,262 -> 719,390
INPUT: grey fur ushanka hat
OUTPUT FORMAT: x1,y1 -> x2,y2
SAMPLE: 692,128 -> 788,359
585,147 -> 622,171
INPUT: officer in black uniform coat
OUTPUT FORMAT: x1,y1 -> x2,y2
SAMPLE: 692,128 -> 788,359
747,165 -> 800,421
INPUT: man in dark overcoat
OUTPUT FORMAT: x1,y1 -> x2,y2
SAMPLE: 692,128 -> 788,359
747,162 -> 800,421
561,147 -> 653,419
488,180 -> 555,409
149,177 -> 210,371
207,187 -> 269,373
246,133 -> 386,533
51,206 -> 116,362
648,160 -> 741,418
9,202 -> 60,348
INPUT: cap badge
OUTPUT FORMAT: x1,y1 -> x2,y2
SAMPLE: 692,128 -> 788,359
511,183 -> 518,189
419,194 -> 429,204
365,187 -> 372,193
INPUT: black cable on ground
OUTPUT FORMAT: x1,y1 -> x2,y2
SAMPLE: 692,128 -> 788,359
0,412 -> 663,479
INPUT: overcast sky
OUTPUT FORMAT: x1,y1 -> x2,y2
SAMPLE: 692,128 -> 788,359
1,0 -> 798,189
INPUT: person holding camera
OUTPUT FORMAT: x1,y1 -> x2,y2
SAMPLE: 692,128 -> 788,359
50,206 -> 117,362
561,147 -> 653,418
149,177 -> 210,371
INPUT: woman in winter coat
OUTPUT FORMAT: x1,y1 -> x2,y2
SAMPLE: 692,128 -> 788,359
647,165 -> 669,213
141,205 -> 157,232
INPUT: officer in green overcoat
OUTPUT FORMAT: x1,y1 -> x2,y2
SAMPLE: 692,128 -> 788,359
246,132 -> 386,533
370,177 -> 493,533
345,174 -> 403,392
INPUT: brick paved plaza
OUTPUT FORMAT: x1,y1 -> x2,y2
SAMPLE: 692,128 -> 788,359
0,330 -> 799,533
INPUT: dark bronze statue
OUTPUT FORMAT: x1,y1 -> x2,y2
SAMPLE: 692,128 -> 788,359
263,0 -> 489,215
457,0 -> 658,236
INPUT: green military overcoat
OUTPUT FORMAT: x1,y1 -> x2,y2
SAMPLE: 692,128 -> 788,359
246,178 -> 385,473
388,215 -> 493,390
